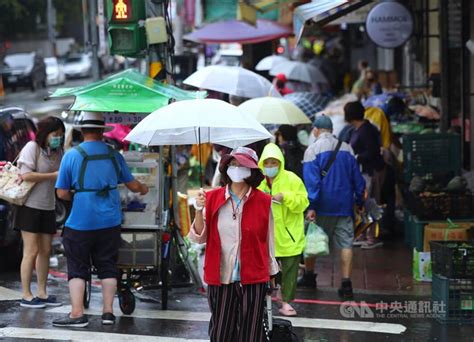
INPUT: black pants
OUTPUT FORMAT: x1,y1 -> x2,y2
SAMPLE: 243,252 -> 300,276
62,226 -> 121,281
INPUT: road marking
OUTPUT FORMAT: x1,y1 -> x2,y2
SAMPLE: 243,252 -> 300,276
0,286 -> 22,301
0,327 -> 208,341
49,305 -> 406,335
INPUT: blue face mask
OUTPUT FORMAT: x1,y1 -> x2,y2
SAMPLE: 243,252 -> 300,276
49,135 -> 63,150
264,166 -> 279,178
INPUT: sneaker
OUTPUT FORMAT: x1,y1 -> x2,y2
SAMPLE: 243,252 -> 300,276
101,312 -> 116,325
352,240 -> 367,247
52,314 -> 89,328
20,297 -> 46,309
361,241 -> 384,249
338,280 -> 354,300
297,271 -> 317,289
38,296 -> 63,307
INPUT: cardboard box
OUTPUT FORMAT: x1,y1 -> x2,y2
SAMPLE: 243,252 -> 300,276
423,224 -> 471,252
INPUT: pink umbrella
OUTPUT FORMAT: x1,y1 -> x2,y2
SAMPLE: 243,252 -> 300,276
104,124 -> 131,149
183,19 -> 291,44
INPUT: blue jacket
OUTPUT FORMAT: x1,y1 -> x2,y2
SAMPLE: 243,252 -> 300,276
303,132 -> 365,216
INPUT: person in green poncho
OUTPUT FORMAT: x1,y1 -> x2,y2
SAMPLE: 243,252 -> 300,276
258,143 -> 309,316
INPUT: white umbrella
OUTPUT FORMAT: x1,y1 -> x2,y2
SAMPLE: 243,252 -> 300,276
269,61 -> 328,85
255,55 -> 288,71
183,65 -> 281,98
239,97 -> 311,125
125,99 -> 272,148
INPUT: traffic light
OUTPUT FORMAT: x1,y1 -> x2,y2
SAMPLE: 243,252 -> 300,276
107,0 -> 147,57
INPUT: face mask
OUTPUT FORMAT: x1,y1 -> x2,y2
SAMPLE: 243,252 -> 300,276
227,166 -> 251,183
49,135 -> 63,149
264,166 -> 279,178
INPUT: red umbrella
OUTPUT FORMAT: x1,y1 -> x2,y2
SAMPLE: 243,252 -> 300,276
184,19 -> 292,44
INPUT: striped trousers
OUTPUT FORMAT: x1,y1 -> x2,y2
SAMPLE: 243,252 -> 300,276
207,282 -> 267,342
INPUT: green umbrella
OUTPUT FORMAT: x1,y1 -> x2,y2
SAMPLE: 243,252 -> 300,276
49,69 -> 206,113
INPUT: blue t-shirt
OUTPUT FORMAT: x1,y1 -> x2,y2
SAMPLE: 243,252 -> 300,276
56,141 -> 134,230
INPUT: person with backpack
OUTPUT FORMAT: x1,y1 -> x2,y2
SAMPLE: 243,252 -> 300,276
53,112 -> 148,328
300,115 -> 365,299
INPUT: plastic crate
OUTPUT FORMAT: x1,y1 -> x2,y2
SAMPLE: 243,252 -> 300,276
404,210 -> 424,250
407,191 -> 474,220
430,241 -> 474,278
403,133 -> 461,183
432,274 -> 474,324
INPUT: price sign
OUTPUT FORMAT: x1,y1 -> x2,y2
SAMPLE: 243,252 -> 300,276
103,112 -> 144,125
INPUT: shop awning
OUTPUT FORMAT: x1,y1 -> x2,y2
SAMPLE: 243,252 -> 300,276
183,19 -> 292,44
294,0 -> 373,42
49,69 -> 206,113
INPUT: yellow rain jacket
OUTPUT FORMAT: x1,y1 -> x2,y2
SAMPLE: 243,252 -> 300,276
364,106 -> 391,149
258,143 -> 309,258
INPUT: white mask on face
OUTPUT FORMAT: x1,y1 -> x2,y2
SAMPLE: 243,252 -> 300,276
227,166 -> 251,183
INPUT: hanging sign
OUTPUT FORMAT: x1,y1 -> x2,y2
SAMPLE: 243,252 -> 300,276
103,112 -> 144,125
366,2 -> 413,49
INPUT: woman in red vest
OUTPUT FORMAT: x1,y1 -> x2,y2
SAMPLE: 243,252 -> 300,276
189,146 -> 279,342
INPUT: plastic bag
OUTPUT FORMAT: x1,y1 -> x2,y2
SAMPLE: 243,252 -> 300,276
304,222 -> 329,257
412,248 -> 432,282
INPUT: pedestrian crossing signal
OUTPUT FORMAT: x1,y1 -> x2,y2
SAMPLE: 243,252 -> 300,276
107,0 -> 146,57
113,0 -> 131,21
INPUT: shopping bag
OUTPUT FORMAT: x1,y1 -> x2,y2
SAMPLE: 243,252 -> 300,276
304,222 -> 329,257
412,248 -> 432,282
0,163 -> 35,206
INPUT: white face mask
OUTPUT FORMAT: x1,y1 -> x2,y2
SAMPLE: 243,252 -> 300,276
227,166 -> 251,183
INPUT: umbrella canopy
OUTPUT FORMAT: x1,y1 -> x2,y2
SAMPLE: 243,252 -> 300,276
183,65 -> 281,98
239,97 -> 310,125
183,19 -> 292,44
49,69 -> 205,113
269,61 -> 328,85
125,99 -> 272,148
284,92 -> 332,121
255,55 -> 289,71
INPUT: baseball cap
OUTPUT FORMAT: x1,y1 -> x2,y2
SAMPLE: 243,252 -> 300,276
313,114 -> 333,130
219,146 -> 259,172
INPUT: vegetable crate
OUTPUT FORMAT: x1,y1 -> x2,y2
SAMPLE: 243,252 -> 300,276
403,133 -> 461,183
430,241 -> 474,279
432,274 -> 474,324
407,191 -> 474,220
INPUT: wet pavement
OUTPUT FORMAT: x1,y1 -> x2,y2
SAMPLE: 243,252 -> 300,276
0,237 -> 473,342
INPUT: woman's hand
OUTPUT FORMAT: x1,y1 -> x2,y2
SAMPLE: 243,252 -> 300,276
195,188 -> 206,211
272,193 -> 284,202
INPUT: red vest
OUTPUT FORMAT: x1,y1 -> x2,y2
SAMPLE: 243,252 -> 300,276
204,187 -> 272,285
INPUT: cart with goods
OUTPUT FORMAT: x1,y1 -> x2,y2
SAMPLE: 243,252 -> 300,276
49,70 -> 205,313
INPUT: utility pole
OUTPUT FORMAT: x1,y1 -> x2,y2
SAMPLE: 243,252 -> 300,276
82,0 -> 89,49
47,0 -> 56,56
89,0 -> 100,81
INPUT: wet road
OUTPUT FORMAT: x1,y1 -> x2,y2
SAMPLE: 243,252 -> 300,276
0,260 -> 472,341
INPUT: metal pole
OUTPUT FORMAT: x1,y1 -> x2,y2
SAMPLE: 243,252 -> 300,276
89,0 -> 100,81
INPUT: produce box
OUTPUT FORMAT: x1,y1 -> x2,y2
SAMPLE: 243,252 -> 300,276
407,191 -> 473,220
430,241 -> 474,279
423,224 -> 472,252
432,274 -> 474,324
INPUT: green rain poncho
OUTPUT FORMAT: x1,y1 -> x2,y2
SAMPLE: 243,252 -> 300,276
258,143 -> 309,257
